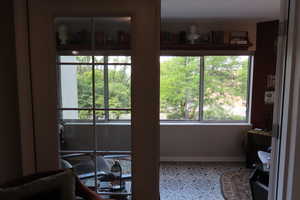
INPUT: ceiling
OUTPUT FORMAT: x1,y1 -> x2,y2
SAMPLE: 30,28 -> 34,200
161,0 -> 281,20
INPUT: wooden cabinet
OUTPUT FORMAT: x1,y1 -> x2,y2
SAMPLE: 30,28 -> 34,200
246,130 -> 272,168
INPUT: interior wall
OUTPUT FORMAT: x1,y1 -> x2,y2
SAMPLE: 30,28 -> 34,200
63,124 -> 251,161
160,124 -> 251,161
0,0 -> 22,184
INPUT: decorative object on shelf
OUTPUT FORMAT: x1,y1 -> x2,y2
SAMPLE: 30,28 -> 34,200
161,31 -> 178,44
111,161 -> 125,191
210,31 -> 225,44
198,32 -> 210,44
106,35 -> 114,45
224,31 -> 230,44
77,29 -> 89,45
179,31 -> 187,44
95,31 -> 105,46
118,31 -> 130,45
58,24 -> 68,45
187,25 -> 199,44
230,31 -> 249,45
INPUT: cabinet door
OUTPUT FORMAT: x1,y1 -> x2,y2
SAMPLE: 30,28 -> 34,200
28,0 -> 160,199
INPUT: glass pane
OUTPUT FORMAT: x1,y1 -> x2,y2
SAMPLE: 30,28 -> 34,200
95,56 -> 104,63
60,110 -> 93,121
95,110 -> 105,120
55,18 -> 92,51
59,123 -> 94,151
108,56 -> 131,64
108,65 -> 131,109
96,125 -> 131,151
109,110 -> 131,120
203,56 -> 249,121
95,65 -> 105,108
60,154 -> 98,189
59,56 -> 92,63
59,65 -> 93,109
56,17 -> 132,197
160,56 -> 200,120
94,17 -> 131,50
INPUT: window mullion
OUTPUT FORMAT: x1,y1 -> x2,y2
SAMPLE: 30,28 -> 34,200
246,56 -> 253,122
199,56 -> 205,121
90,17 -> 98,193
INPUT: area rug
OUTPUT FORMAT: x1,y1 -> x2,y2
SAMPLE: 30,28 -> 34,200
220,169 -> 253,200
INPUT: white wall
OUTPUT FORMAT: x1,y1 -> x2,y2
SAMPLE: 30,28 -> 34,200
60,56 -> 78,119
62,124 -> 251,161
160,124 -> 251,161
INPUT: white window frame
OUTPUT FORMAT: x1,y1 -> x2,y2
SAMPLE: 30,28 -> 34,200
159,54 -> 254,124
57,54 -> 132,124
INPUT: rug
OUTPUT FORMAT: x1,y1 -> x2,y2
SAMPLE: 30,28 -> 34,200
220,169 -> 253,200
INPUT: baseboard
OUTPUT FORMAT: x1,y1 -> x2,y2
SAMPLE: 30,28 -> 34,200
160,156 -> 245,162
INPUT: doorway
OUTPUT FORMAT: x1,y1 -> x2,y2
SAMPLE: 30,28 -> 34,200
159,0 -> 287,200
17,0 -> 160,199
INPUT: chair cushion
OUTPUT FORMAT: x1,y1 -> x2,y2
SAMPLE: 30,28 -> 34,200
0,169 -> 75,200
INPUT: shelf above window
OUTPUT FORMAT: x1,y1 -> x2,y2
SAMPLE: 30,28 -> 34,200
161,43 -> 251,51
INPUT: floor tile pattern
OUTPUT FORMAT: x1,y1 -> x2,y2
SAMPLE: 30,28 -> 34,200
160,162 -> 245,200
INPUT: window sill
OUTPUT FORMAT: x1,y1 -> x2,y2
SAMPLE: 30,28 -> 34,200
159,122 -> 252,126
64,121 -> 251,126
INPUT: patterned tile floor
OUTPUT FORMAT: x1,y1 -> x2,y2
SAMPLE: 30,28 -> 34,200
160,162 -> 245,200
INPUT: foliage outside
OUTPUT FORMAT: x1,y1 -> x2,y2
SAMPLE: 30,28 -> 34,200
160,56 -> 249,121
62,55 -> 249,121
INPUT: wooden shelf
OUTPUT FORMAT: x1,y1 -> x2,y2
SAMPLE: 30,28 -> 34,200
57,44 -> 92,51
161,43 -> 251,51
57,43 -> 253,55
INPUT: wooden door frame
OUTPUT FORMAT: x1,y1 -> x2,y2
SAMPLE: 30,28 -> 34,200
14,0 -> 160,199
14,0 -> 36,175
269,0 -> 300,199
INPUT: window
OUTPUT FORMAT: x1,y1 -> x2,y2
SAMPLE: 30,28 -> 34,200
58,55 -> 131,122
58,55 -> 251,123
160,55 -> 252,122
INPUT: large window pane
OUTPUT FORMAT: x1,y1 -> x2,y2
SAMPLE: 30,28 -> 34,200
203,56 -> 249,121
160,56 -> 200,120
59,56 -> 92,63
108,65 -> 131,109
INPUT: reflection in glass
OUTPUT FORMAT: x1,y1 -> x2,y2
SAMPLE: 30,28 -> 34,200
56,17 -> 132,197
108,65 -> 131,109
108,56 -> 131,64
55,18 -> 92,51
59,56 -> 92,63
59,65 -> 93,109
109,110 -> 131,120
95,65 -> 105,108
